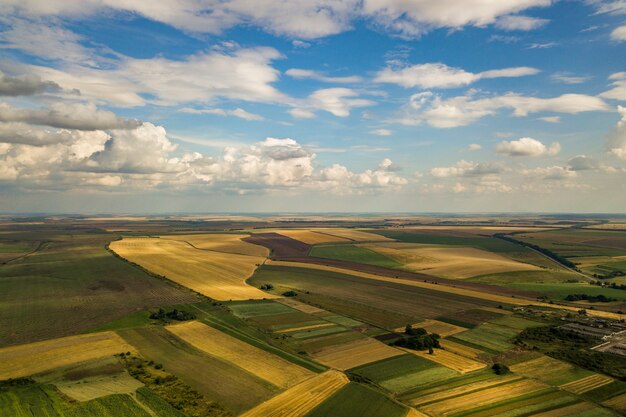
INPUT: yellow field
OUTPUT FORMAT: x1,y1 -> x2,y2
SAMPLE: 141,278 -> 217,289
55,371 -> 143,401
266,260 -> 623,320
276,298 -> 326,314
402,226 -> 555,234
310,338 -> 404,370
405,409 -> 430,417
316,228 -> 395,242
603,392 -> 626,411
419,379 -> 546,416
0,332 -> 135,380
275,323 -> 336,334
275,229 -> 351,244
560,374 -> 613,394
410,375 -> 521,407
362,242 -> 539,279
396,319 -> 466,337
438,339 -> 484,359
163,233 -> 269,257
401,348 -> 486,374
239,370 -> 349,417
583,223 -> 626,230
166,321 -> 313,388
110,237 -> 274,301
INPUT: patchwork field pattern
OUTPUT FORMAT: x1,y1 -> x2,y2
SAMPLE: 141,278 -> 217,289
510,355 -> 594,386
110,237 -> 273,300
310,338 -> 404,370
166,321 -> 313,388
561,374 -> 614,394
401,348 -> 486,374
239,371 -> 349,417
362,242 -> 539,278
274,229 -> 351,244
396,319 -> 466,338
0,331 -> 135,380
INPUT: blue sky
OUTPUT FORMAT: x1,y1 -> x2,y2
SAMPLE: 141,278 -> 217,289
0,0 -> 625,213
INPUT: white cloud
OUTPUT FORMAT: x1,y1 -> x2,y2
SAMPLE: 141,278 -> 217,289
431,160 -> 504,178
369,129 -> 393,136
550,72 -> 591,84
180,107 -> 263,121
291,88 -> 374,118
362,0 -> 551,38
318,158 -> 407,191
468,143 -> 482,151
609,105 -> 626,159
495,15 -> 548,31
527,42 -> 557,49
292,40 -> 311,48
495,137 -> 560,157
601,72 -> 626,100
568,155 -> 600,171
399,91 -> 609,128
538,116 -> 561,123
611,25 -> 626,41
0,102 -> 140,130
286,69 -> 363,83
375,62 -> 539,89
523,166 -> 577,180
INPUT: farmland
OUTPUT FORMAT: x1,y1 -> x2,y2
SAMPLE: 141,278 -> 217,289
110,237 -> 272,301
2,216 -> 626,417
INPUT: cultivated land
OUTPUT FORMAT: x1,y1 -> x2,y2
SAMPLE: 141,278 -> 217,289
0,331 -> 135,380
110,237 -> 273,301
3,215 -> 626,417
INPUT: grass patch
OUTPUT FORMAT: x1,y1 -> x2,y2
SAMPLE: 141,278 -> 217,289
305,382 -> 408,417
309,244 -> 402,269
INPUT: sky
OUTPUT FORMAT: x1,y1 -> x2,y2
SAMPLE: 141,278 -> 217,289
0,0 -> 626,213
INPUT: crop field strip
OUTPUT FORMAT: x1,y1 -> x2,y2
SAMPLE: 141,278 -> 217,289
118,325 -> 277,414
396,319 -> 467,337
438,339 -> 485,359
314,228 -> 397,242
360,242 -> 540,279
561,374 -> 614,394
400,347 -> 486,374
310,337 -> 404,370
263,261 -> 623,320
0,232 -> 198,347
166,321 -> 313,389
0,331 -> 135,380
161,233 -> 270,257
239,370 -> 349,417
276,297 -> 327,314
110,237 -> 274,301
274,229 -> 352,244
603,391 -> 626,412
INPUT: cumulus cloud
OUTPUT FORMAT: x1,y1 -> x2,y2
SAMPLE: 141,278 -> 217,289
567,155 -> 600,171
0,71 -> 60,96
179,107 -> 263,121
0,102 -> 140,130
495,15 -> 548,31
495,137 -> 561,157
318,158 -> 407,191
2,0 -> 552,40
399,91 -> 609,128
523,166 -> 577,180
431,160 -> 504,178
601,72 -> 626,100
291,88 -> 374,118
285,69 -> 363,83
611,25 -> 626,41
608,105 -> 626,159
374,62 -> 539,89
468,143 -> 482,151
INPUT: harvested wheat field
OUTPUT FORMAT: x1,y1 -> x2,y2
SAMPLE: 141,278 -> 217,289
396,319 -> 466,338
401,348 -> 486,373
532,402 -> 597,417
405,409 -> 430,417
162,233 -> 269,257
362,242 -> 539,279
438,339 -> 484,359
603,392 -> 626,410
310,338 -> 404,370
276,298 -> 327,314
110,237 -> 274,301
0,331 -> 135,380
560,374 -> 613,394
275,229 -> 351,245
55,370 -> 143,401
166,321 -> 312,388
419,378 -> 547,416
316,228 -> 395,242
409,375 -> 522,407
239,370 -> 349,417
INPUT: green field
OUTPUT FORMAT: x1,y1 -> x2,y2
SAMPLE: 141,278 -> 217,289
305,382 -> 408,417
506,282 -> 626,303
469,270 -> 581,284
309,244 -> 403,268
350,354 -> 458,394
250,265 -> 504,329
370,231 -> 525,253
0,231 -> 198,347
